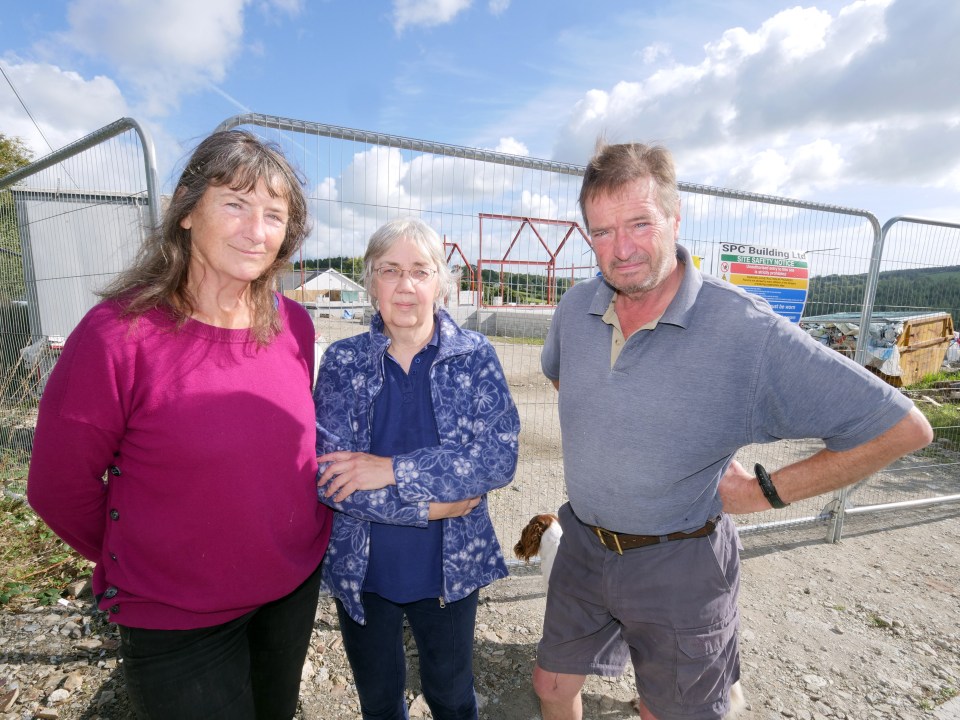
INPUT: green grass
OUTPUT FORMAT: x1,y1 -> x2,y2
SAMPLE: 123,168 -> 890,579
906,368 -> 960,390
918,686 -> 958,711
914,402 -> 960,430
0,442 -> 30,497
0,486 -> 92,606
489,335 -> 545,346
915,408 -> 960,451
904,370 -> 960,450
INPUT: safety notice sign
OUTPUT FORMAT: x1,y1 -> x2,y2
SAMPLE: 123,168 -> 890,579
718,243 -> 808,322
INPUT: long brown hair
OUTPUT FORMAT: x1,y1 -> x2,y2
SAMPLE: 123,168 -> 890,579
101,129 -> 309,345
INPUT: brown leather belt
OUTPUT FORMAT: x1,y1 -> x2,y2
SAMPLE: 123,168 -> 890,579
589,515 -> 721,555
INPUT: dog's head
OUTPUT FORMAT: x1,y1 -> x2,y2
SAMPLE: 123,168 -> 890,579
514,513 -> 559,562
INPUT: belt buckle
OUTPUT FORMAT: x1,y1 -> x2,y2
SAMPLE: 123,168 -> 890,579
593,527 -> 623,555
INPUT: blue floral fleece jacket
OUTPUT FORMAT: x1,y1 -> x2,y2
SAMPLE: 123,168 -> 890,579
314,308 -> 521,624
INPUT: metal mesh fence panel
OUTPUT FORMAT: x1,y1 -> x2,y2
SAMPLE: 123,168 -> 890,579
215,115 -> 584,561
4,111 -> 954,547
220,114 -> 905,551
838,217 -> 960,516
0,119 -> 157,498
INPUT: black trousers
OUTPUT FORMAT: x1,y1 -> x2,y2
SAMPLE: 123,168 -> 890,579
118,562 -> 322,720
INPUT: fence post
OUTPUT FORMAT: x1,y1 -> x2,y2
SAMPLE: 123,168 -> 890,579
824,212 -> 882,543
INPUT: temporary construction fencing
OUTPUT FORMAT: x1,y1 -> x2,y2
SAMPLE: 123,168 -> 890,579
0,118 -> 158,495
1,112 -> 958,558
827,216 -> 960,541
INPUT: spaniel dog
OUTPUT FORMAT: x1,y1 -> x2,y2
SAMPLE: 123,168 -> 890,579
514,513 -> 563,593
514,512 -> 746,718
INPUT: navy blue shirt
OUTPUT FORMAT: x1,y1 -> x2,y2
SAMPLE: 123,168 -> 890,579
363,325 -> 443,602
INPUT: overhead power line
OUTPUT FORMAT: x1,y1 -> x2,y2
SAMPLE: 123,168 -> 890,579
0,62 -> 57,156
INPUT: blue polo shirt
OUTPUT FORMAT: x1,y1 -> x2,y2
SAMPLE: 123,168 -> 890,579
542,245 -> 914,535
363,328 -> 443,603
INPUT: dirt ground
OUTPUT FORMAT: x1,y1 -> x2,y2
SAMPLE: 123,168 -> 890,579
3,507 -> 958,719
465,507 -> 960,720
3,314 -> 959,719
303,314 -> 960,719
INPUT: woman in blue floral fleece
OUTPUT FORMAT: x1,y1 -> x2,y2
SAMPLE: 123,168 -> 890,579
314,217 -> 521,720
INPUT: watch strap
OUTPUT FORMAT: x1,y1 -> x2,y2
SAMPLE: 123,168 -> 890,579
755,463 -> 790,509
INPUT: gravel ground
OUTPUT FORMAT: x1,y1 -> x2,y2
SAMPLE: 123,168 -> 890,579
2,506 -> 959,720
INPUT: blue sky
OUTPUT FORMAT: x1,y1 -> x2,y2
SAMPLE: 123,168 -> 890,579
2,0 -> 959,225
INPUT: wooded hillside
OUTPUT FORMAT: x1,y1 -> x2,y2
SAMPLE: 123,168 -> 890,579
294,257 -> 960,325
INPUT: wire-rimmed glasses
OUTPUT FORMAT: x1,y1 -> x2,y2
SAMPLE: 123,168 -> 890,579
374,266 -> 437,284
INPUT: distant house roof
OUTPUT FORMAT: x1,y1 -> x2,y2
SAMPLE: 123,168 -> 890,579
276,269 -> 318,293
299,268 -> 365,293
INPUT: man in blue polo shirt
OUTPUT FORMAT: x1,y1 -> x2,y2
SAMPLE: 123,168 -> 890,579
532,141 -> 933,720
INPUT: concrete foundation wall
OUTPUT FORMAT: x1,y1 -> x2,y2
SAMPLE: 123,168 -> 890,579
452,308 -> 554,340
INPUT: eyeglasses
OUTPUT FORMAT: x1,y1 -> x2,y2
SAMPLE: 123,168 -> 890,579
374,266 -> 437,284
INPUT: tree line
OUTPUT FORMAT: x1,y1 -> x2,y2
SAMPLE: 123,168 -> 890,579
1,133 -> 34,303
294,256 -> 960,322
293,257 -> 364,280
805,266 -> 960,323
292,259 -> 574,304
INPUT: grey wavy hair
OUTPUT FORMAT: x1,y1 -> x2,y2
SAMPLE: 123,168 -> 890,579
362,218 -> 452,311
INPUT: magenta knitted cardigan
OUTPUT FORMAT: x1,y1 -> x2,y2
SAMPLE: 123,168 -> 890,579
28,296 -> 332,630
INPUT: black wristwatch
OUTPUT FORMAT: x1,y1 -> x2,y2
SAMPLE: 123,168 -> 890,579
755,463 -> 790,509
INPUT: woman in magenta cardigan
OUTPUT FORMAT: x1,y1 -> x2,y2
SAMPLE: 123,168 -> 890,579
27,130 -> 332,720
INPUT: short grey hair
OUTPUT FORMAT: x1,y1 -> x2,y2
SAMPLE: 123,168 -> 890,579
363,218 -> 452,310
579,139 -> 679,230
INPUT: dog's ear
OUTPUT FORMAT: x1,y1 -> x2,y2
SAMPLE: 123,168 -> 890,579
513,537 -> 528,560
514,515 -> 551,561
513,522 -> 535,560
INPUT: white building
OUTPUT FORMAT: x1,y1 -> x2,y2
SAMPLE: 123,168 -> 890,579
298,268 -> 366,303
286,268 -> 368,308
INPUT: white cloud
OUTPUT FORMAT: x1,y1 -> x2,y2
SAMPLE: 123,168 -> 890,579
334,145 -> 525,225
339,146 -> 416,212
2,0 -> 306,173
727,140 -> 845,197
315,177 -> 339,202
60,0 -> 249,115
300,145 -> 574,260
258,0 -> 304,16
846,122 -> 960,191
488,0 -> 510,15
552,0 -> 960,200
790,139 -> 845,192
495,137 -> 528,156
305,202 -> 368,259
392,0 -> 473,33
0,59 -> 129,157
518,190 -> 558,221
641,42 -> 670,65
